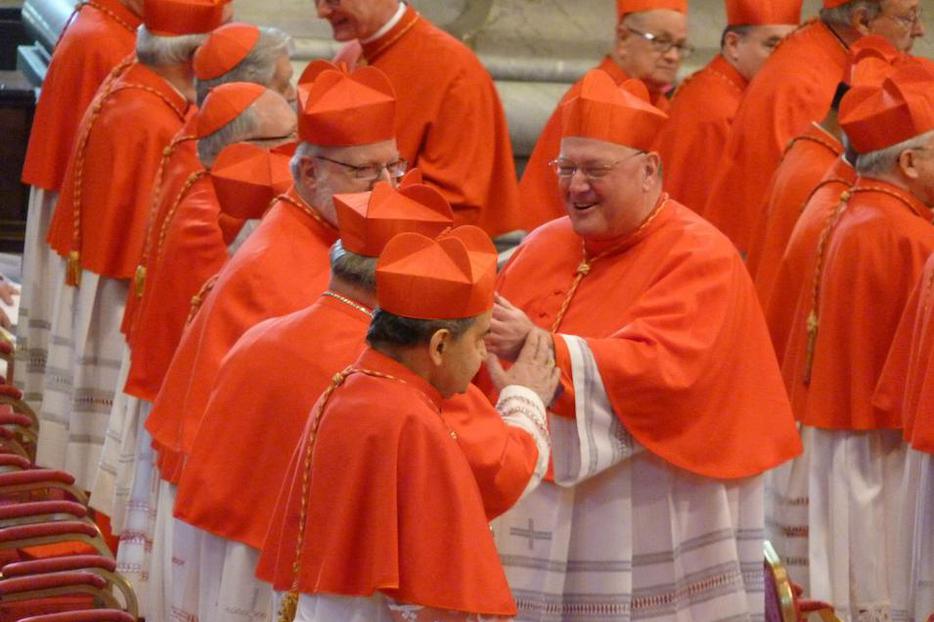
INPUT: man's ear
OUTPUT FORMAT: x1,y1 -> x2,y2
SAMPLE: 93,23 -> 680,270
296,156 -> 319,193
722,30 -> 741,62
898,149 -> 921,182
851,5 -> 876,36
428,329 -> 450,366
643,152 -> 662,189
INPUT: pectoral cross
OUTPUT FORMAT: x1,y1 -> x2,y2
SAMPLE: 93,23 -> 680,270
510,518 -> 551,550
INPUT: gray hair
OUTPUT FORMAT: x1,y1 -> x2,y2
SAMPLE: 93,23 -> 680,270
196,105 -> 258,167
819,0 -> 882,28
290,141 -> 325,180
855,130 -> 934,177
136,25 -> 205,67
195,27 -> 292,105
329,240 -> 377,290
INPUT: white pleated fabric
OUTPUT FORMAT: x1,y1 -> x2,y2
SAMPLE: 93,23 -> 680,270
15,187 -> 59,408
765,424 -> 810,592
493,335 -> 765,622
805,426 -> 908,622
113,422 -> 159,621
36,264 -> 127,490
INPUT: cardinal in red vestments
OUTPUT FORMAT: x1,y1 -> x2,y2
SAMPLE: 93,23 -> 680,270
519,0 -> 688,231
36,0 -> 229,490
782,61 -> 934,617
17,0 -> 141,407
258,225 -> 556,621
146,61 -> 403,484
703,0 -> 924,256
485,69 -> 800,620
320,0 -> 520,236
176,175 -> 552,621
655,0 -> 800,214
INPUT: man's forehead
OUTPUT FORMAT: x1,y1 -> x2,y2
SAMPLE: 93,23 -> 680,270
625,9 -> 688,38
559,136 -> 632,159
327,139 -> 399,163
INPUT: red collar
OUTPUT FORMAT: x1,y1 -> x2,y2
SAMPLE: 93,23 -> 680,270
361,4 -> 420,63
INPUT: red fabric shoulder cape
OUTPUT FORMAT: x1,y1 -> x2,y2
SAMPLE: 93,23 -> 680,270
654,54 -> 747,215
496,199 -> 801,478
47,62 -> 191,280
874,255 -> 934,452
703,20 -> 850,256
125,174 -> 226,402
21,0 -> 139,192
145,189 -> 337,483
748,123 -> 843,301
256,348 -> 517,617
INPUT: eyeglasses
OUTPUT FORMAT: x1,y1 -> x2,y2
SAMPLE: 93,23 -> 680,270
313,155 -> 408,181
625,26 -> 695,58
549,152 -> 645,181
884,7 -> 923,29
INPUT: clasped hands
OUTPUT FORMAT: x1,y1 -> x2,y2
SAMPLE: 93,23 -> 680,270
486,294 -> 560,406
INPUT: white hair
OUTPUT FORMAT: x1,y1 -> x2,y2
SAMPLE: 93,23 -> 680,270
196,105 -> 259,167
819,0 -> 883,27
195,27 -> 292,106
855,130 -> 934,177
136,25 -> 205,67
329,240 -> 377,290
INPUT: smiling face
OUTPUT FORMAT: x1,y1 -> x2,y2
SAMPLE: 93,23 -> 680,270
315,0 -> 400,42
614,9 -> 689,92
557,136 -> 661,242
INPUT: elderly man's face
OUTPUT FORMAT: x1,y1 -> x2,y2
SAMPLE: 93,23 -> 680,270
315,0 -> 399,42
869,0 -> 924,53
557,136 -> 657,241
615,9 -> 689,92
297,138 -> 401,219
726,24 -> 796,81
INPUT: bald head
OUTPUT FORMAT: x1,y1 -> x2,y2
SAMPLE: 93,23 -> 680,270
197,89 -> 296,167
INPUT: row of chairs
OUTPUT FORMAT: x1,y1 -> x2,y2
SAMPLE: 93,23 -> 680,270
0,339 -> 139,621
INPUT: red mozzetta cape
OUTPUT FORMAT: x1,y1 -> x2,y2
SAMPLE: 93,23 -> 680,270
125,174 -> 229,402
497,199 -> 801,478
145,188 -> 338,483
121,123 -> 199,338
175,296 -> 537,548
517,57 -> 670,232
21,0 -> 140,192
748,123 -> 843,302
654,54 -> 747,215
803,179 -> 934,430
703,20 -> 850,255
335,6 -> 520,236
765,157 -> 855,419
47,62 -> 192,279
175,293 -> 538,549
875,255 -> 934,452
256,348 -> 517,617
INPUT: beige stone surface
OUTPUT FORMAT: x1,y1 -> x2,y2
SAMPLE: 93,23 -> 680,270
236,0 -> 932,76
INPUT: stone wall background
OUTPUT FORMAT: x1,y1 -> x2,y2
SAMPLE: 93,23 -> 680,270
232,0 -> 931,158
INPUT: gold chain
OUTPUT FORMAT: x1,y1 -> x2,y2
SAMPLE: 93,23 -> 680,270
67,79 -> 188,286
551,195 -> 669,333
277,363 -> 453,622
276,194 -> 336,232
322,291 -> 373,318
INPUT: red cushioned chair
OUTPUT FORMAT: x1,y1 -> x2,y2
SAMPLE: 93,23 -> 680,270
0,407 -> 36,461
765,540 -> 840,622
0,522 -> 112,559
0,470 -> 89,506
19,611 -> 136,622
0,571 -> 117,620
2,557 -> 138,618
0,385 -> 37,429
0,501 -> 89,528
0,340 -> 13,386
0,454 -> 31,472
